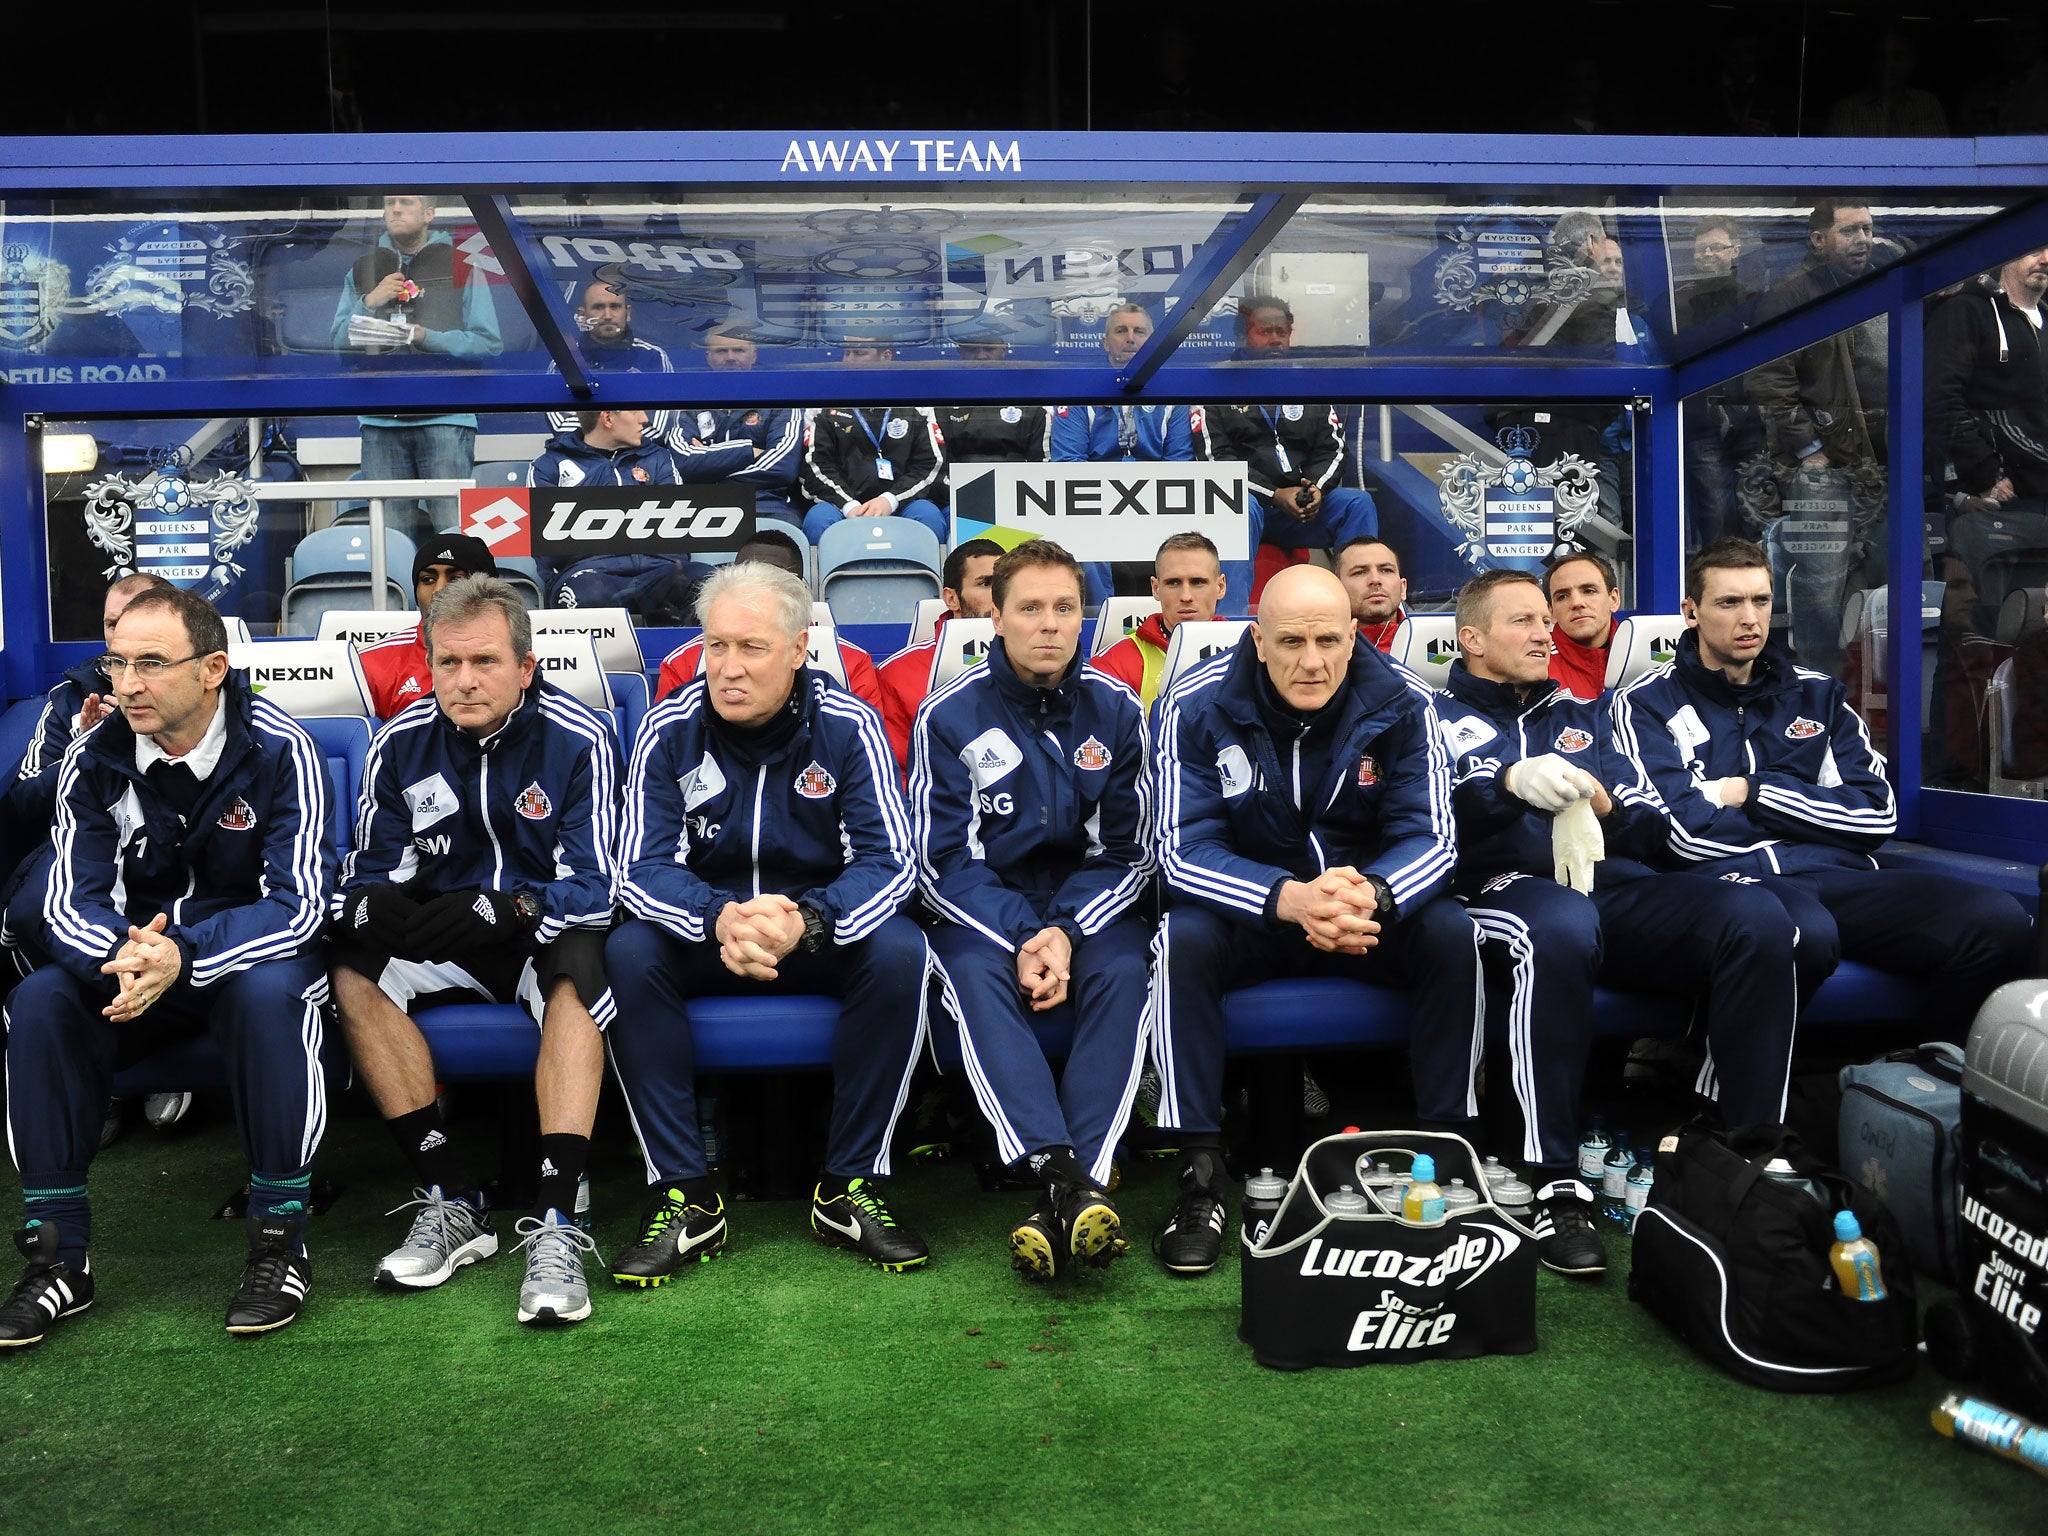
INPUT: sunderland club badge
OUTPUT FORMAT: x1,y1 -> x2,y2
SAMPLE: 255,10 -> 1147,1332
81,445 -> 260,603
1438,426 -> 1598,573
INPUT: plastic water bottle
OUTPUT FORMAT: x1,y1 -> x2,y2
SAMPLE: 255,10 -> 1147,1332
1402,1154 -> 1447,1226
1829,1211 -> 1888,1301
1601,1133 -> 1634,1225
1577,1116 -> 1612,1188
1241,1167 -> 1288,1249
1624,1151 -> 1655,1231
1760,1156 -> 1826,1207
1444,1177 -> 1482,1214
573,1174 -> 592,1233
1495,1174 -> 1535,1224
1932,1394 -> 2048,1480
1480,1155 -> 1512,1194
1326,1184 -> 1373,1218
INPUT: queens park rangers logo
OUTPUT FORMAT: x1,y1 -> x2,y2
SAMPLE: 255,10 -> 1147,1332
80,445 -> 259,604
1438,426 -> 1598,574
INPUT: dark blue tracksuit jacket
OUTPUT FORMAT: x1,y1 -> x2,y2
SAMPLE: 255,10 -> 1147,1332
338,676 -> 619,950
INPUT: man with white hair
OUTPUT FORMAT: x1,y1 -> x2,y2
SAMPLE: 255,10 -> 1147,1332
606,563 -> 935,1281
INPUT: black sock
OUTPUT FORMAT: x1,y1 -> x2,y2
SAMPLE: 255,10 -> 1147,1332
652,1176 -> 719,1210
387,1104 -> 472,1197
533,1134 -> 588,1220
1017,1144 -> 1085,1193
1180,1144 -> 1226,1194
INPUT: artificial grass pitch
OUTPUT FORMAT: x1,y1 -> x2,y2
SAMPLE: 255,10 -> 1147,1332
3,1114 -> 2046,1536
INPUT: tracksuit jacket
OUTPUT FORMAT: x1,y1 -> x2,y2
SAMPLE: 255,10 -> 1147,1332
1436,664 -> 1668,887
801,406 -> 947,512
937,404 -> 1051,465
1612,631 -> 1895,876
1926,288 -> 2048,499
546,332 -> 675,435
617,668 -> 913,946
666,407 -> 804,501
909,639 -> 1153,950
41,672 -> 335,992
1196,403 -> 1346,500
1048,404 -> 1196,463
528,428 -> 681,489
338,677 -> 619,946
3,659 -> 104,877
1154,631 -> 1456,923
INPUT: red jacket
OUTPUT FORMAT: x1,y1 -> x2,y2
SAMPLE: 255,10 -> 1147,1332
656,635 -> 883,710
876,628 -> 945,775
1358,610 -> 1403,654
360,625 -> 431,719
1549,618 -> 1614,700
1089,612 -> 1172,708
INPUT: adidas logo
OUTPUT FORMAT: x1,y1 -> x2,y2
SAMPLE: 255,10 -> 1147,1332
978,748 -> 1006,769
540,1158 -> 559,1178
397,677 -> 422,697
418,1129 -> 447,1152
1028,1152 -> 1050,1175
353,900 -> 370,929
473,894 -> 495,923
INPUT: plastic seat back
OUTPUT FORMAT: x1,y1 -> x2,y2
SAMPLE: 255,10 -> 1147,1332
1160,619 -> 1251,690
1092,597 -> 1161,657
927,617 -> 996,692
1390,613 -> 1462,689
1603,614 -> 1690,690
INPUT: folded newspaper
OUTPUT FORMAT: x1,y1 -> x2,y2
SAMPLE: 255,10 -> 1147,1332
347,313 -> 416,350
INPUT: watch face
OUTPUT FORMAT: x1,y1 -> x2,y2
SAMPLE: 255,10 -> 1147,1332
514,892 -> 542,920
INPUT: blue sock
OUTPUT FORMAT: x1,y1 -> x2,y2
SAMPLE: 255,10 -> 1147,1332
23,1185 -> 91,1268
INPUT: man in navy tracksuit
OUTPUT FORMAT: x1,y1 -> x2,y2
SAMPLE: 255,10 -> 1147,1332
2,587 -> 335,1347
1439,570 -> 1817,1277
527,407 -> 713,618
909,540 -> 1153,1281
1614,537 -> 2032,1030
606,562 -> 934,1281
1150,565 -> 1477,1276
331,575 -> 620,1328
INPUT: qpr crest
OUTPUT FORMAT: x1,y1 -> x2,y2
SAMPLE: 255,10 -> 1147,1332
80,445 -> 259,603
80,223 -> 254,319
0,241 -> 72,351
1432,222 -> 1597,325
1438,426 -> 1598,573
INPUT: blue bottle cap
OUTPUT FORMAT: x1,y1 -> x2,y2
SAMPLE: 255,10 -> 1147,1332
1412,1154 -> 1436,1182
1833,1210 -> 1862,1242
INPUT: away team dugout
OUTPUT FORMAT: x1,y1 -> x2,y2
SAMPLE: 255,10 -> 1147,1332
3,130 -> 2047,1090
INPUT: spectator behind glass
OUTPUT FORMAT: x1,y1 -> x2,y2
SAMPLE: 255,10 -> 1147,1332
546,279 -> 674,436
1825,26 -> 1949,139
798,339 -> 949,545
331,194 -> 502,546
664,326 -> 804,521
937,333 -> 1050,469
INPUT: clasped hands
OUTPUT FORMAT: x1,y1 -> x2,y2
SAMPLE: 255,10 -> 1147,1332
716,895 -> 807,980
1276,867 -> 1381,955
101,912 -> 181,1022
1016,926 -> 1073,1012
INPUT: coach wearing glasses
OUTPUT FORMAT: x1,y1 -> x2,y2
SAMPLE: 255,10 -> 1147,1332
1,586 -> 335,1346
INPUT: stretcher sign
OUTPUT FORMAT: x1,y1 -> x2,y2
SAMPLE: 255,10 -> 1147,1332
950,462 -> 1249,561
459,486 -> 756,559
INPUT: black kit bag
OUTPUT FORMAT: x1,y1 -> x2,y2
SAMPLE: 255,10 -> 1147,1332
1239,1130 -> 1537,1372
1629,1122 -> 1919,1393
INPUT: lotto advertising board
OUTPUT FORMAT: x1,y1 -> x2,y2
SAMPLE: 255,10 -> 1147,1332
459,485 -> 756,559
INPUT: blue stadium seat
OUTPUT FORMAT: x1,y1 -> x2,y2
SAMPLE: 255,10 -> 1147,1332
608,670 -> 651,755
817,518 -> 943,622
280,526 -> 416,636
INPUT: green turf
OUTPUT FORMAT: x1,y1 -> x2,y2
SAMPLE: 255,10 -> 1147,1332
3,1113 -> 2046,1536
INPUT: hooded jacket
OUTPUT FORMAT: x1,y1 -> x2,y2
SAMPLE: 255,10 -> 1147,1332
1611,630 -> 1895,876
1154,631 -> 1456,926
909,639 -> 1152,950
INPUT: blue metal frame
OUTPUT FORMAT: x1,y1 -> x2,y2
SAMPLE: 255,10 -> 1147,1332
8,128 -> 2048,854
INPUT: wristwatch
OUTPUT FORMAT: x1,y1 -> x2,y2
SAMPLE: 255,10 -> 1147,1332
796,902 -> 829,954
511,891 -> 543,926
1361,873 -> 1398,925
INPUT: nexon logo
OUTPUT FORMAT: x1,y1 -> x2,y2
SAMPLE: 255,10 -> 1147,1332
538,498 -> 746,544
252,666 -> 337,683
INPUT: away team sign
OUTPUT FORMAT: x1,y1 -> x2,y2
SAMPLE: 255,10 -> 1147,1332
460,486 -> 756,559
951,462 -> 1251,561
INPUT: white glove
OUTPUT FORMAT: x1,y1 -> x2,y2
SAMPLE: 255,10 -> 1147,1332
1696,776 -> 1741,808
1553,797 -> 1605,892
1504,754 -> 1588,813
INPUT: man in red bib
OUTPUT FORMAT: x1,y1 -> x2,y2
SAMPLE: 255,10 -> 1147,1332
1545,549 -> 1622,700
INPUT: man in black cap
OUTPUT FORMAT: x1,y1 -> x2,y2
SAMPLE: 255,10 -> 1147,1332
358,533 -> 499,719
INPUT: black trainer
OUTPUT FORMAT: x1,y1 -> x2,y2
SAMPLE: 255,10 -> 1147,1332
809,1178 -> 929,1271
1531,1179 -> 1607,1278
1009,1204 -> 1063,1281
1154,1151 -> 1229,1276
1053,1179 -> 1125,1268
0,1223 -> 93,1350
612,1185 -> 728,1287
226,1211 -> 311,1334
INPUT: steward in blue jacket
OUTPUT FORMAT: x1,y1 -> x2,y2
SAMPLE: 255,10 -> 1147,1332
527,411 -> 711,620
908,541 -> 1152,1281
1613,538 -> 2030,1034
328,577 -> 619,1327
1436,572 -> 1816,1276
606,562 -> 932,1280
1148,565 -> 1476,1278
3,587 -> 335,1345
